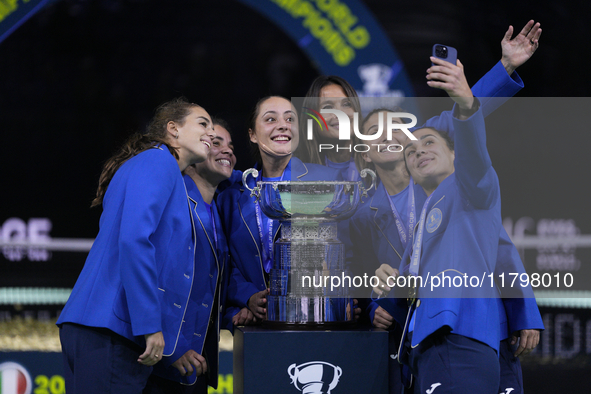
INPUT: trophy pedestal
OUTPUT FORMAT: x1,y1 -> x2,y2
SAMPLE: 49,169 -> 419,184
233,326 -> 388,394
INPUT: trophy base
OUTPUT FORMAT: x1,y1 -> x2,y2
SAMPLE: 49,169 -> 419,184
261,319 -> 359,330
266,295 -> 356,328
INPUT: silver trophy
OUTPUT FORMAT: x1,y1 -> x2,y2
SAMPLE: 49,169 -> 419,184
243,168 -> 376,326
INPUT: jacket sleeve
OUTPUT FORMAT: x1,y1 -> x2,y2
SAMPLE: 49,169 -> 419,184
452,101 -> 500,209
118,150 -> 178,336
216,187 -> 262,310
496,227 -> 544,332
422,60 -> 523,134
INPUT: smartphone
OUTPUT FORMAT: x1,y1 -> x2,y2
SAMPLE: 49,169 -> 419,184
432,44 -> 457,66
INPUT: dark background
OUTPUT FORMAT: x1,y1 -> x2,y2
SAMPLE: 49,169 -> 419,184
0,0 -> 591,238
1,1 -> 590,391
0,0 -> 588,240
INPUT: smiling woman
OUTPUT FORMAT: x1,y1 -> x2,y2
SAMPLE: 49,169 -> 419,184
396,67 -> 507,393
297,76 -> 362,181
247,96 -> 299,177
403,127 -> 455,196
56,97 -> 215,394
216,95 -> 341,331
192,119 -> 237,192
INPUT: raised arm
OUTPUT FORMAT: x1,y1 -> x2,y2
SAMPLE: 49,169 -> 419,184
423,20 -> 541,131
501,19 -> 541,76
430,58 -> 499,209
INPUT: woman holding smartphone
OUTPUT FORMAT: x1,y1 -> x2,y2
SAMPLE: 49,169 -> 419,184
349,19 -> 542,394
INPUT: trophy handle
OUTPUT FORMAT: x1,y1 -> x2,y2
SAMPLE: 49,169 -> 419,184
359,168 -> 376,198
242,168 -> 260,198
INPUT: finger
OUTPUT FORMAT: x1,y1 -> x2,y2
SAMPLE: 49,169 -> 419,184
175,364 -> 187,376
510,335 -> 518,346
376,264 -> 396,277
381,311 -> 394,323
456,59 -> 464,70
514,337 -> 528,357
183,361 -> 195,376
430,56 -> 455,68
199,357 -> 208,375
375,271 -> 389,283
376,316 -> 392,329
138,348 -> 150,361
138,349 -> 159,365
502,25 -> 513,42
518,19 -> 535,37
375,316 -> 393,328
257,297 -> 267,307
373,315 -> 389,329
376,270 -> 395,285
384,264 -> 397,276
374,285 -> 391,296
523,331 -> 539,352
376,270 -> 391,284
375,313 -> 394,325
427,65 -> 453,75
527,22 -> 541,39
533,27 -> 542,44
254,308 -> 266,320
427,72 -> 454,83
519,340 -> 534,356
426,80 -> 453,90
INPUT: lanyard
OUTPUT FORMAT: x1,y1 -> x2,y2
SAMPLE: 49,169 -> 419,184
386,178 -> 416,248
253,169 -> 286,273
409,189 -> 434,277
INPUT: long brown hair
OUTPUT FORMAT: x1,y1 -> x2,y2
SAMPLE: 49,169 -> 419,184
297,75 -> 361,164
91,97 -> 201,207
246,95 -> 274,164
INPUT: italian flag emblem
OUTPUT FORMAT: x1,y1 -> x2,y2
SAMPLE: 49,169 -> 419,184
0,362 -> 31,394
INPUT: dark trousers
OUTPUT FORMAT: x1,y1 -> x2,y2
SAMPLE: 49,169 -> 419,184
499,338 -> 523,394
60,323 -> 153,394
408,331 -> 500,394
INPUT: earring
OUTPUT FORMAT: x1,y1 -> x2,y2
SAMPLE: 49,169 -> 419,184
175,132 -> 179,139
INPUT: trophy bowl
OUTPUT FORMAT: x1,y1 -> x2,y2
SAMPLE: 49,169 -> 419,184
242,168 -> 376,222
243,168 -> 376,327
